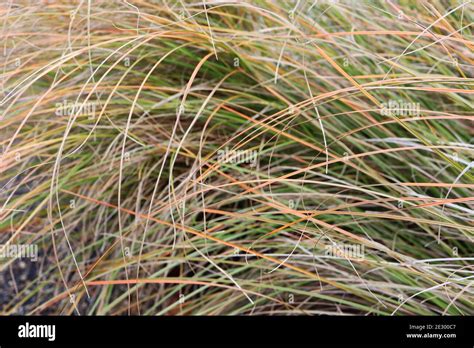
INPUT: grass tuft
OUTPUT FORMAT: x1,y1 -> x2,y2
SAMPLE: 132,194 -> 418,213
1,0 -> 473,315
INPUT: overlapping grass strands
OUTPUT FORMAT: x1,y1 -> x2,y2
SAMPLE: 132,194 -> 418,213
0,0 -> 473,315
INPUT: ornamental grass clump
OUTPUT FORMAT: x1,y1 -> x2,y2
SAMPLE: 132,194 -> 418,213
0,0 -> 473,315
